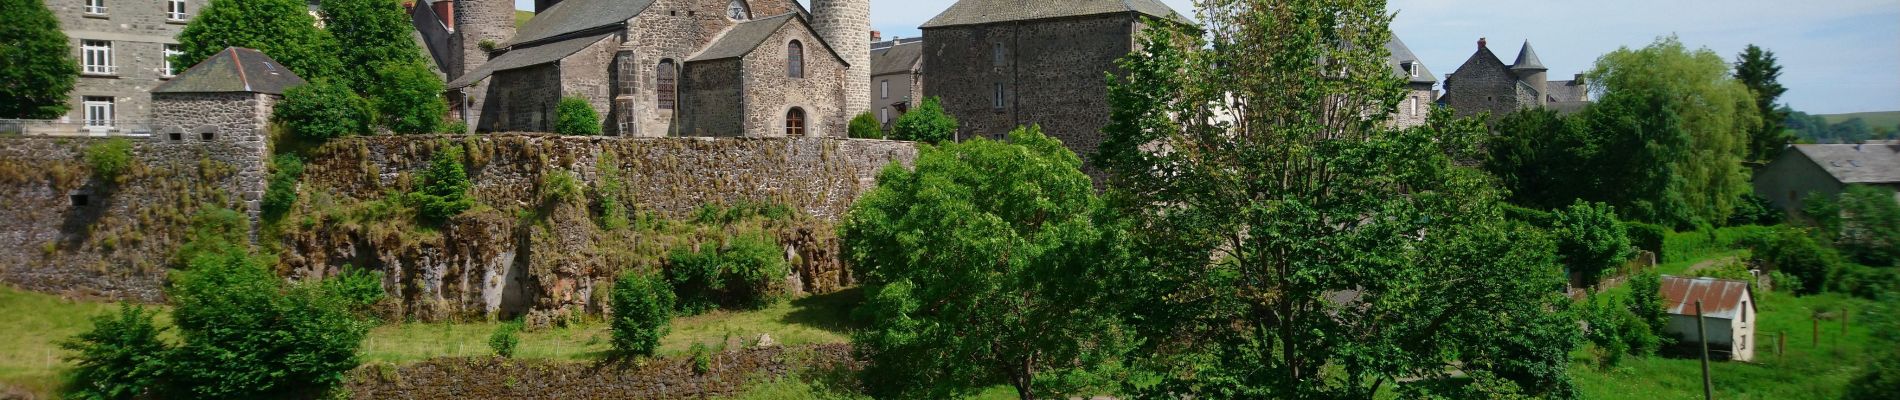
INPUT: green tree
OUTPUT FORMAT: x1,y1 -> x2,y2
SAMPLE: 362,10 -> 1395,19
318,0 -> 429,94
176,0 -> 339,81
370,61 -> 447,134
1098,1 -> 1579,397
1552,201 -> 1636,287
1734,45 -> 1791,162
488,321 -> 521,358
1586,36 -> 1759,227
0,0 -> 76,119
848,111 -> 882,139
1484,108 -> 1594,209
553,96 -> 601,135
610,270 -> 674,357
274,79 -> 372,141
410,145 -> 474,223
1832,185 -> 1900,266
890,97 -> 957,143
667,230 -> 787,313
59,304 -> 171,400
843,125 -> 1128,399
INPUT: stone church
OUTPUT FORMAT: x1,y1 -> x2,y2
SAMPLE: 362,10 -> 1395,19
1439,38 -> 1590,121
431,0 -> 870,137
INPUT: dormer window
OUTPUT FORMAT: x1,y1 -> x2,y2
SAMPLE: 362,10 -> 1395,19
727,0 -> 749,20
1402,61 -> 1419,78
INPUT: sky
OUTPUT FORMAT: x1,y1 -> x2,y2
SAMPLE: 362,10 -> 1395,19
515,0 -> 1900,115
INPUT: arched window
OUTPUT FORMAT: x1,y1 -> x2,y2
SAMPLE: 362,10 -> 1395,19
785,108 -> 806,136
787,40 -> 804,78
657,59 -> 677,110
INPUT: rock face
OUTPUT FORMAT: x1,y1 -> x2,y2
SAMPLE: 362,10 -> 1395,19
346,344 -> 858,399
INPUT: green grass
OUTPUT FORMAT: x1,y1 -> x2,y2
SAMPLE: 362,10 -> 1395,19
1819,111 -> 1900,129
0,286 -> 171,396
515,10 -> 534,28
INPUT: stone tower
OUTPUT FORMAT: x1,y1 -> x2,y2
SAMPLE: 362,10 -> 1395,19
452,0 -> 517,80
809,0 -> 871,114
1511,40 -> 1549,107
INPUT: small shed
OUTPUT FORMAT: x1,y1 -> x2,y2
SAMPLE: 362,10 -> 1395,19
1659,275 -> 1758,362
150,47 -> 307,143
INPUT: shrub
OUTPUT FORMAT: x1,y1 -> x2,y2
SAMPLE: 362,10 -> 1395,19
59,304 -> 171,400
1834,185 -> 1900,266
847,111 -> 882,139
667,229 -> 787,314
554,96 -> 601,135
1626,270 -> 1670,346
1751,227 -> 1840,295
1552,201 -> 1635,286
488,321 -> 521,358
84,138 -> 134,184
1502,203 -> 1554,225
890,96 -> 957,143
274,79 -> 371,141
164,248 -> 374,398
1583,293 -> 1658,367
321,265 -> 386,313
1833,263 -> 1900,300
440,119 -> 470,134
538,168 -> 582,206
369,61 -> 447,134
1847,349 -> 1900,400
170,207 -> 251,268
261,154 -> 304,221
596,152 -> 629,230
689,342 -> 712,374
410,145 -> 474,223
610,270 -> 673,357
1624,222 -> 1667,259
1727,193 -> 1784,227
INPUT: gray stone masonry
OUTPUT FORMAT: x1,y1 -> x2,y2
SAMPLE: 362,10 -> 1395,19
735,20 -> 850,137
50,0 -> 209,130
809,0 -> 871,115
924,15 -> 1139,167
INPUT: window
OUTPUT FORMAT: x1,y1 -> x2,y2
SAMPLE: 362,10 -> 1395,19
1742,302 -> 1748,323
880,80 -> 889,99
163,44 -> 183,77
84,0 -> 106,15
82,40 -> 114,75
992,42 -> 1005,66
726,0 -> 749,20
1408,97 -> 1418,116
83,97 -> 114,128
1741,334 -> 1748,350
787,41 -> 804,78
656,59 -> 677,110
166,0 -> 187,21
785,108 -> 806,136
993,83 -> 1005,109
880,107 -> 888,124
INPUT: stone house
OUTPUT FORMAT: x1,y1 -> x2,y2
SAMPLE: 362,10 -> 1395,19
868,36 -> 922,129
1753,143 -> 1900,212
1659,276 -> 1757,362
1439,38 -> 1590,121
45,0 -> 209,134
438,0 -> 870,137
150,47 -> 306,220
1386,35 -> 1439,128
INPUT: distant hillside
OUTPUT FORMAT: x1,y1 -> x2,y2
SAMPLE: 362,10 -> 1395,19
516,10 -> 534,28
1819,111 -> 1900,128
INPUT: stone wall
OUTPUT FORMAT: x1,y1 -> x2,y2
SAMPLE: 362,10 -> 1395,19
923,15 -> 1138,167
1442,46 -> 1522,122
482,63 -> 562,132
345,344 -> 858,399
680,59 -> 745,136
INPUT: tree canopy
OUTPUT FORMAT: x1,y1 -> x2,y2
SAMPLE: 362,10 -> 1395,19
890,97 -> 958,144
0,0 -> 77,119
319,0 -> 430,94
1734,45 -> 1791,162
177,0 -> 340,81
1585,36 -> 1758,227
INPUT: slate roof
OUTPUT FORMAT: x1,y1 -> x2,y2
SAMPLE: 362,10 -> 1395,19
447,32 -> 616,88
920,0 -> 1188,29
504,0 -> 653,48
1386,35 -> 1436,84
1511,41 -> 1547,71
689,14 -> 800,62
870,40 -> 923,76
1660,276 -> 1754,321
1791,144 -> 1900,184
1546,80 -> 1588,103
153,47 -> 306,95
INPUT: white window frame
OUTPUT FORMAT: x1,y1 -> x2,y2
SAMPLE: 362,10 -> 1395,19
84,0 -> 107,15
166,0 -> 188,21
83,97 -> 115,130
1408,97 -> 1417,116
880,107 -> 888,124
880,80 -> 889,99
163,44 -> 183,77
81,40 -> 114,75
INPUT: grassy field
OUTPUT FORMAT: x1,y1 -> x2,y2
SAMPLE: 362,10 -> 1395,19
0,287 -> 173,395
1820,111 -> 1900,129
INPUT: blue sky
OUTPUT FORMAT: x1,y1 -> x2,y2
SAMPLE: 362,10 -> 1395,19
516,0 -> 1900,114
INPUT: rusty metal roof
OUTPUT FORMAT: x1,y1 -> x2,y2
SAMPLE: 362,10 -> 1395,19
1659,275 -> 1755,320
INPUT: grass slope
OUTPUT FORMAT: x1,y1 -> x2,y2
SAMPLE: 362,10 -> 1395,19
515,10 -> 534,28
1573,291 -> 1878,400
1819,111 -> 1900,129
0,287 -> 171,395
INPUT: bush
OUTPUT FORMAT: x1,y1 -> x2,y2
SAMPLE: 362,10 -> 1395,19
596,152 -> 629,230
410,144 -> 474,223
164,248 -> 374,398
890,97 -> 957,143
170,207 -> 251,268
1626,270 -> 1670,346
538,168 -> 582,206
261,154 -> 304,221
488,321 -> 520,358
610,270 -> 673,357
59,304 -> 171,400
1751,227 -> 1840,295
667,230 -> 787,314
1833,263 -> 1900,300
1502,203 -> 1555,225
1847,349 -> 1900,400
848,112 -> 882,139
689,342 -> 712,374
1727,192 -> 1784,227
274,79 -> 370,141
369,61 -> 447,134
440,119 -> 470,134
1624,222 -> 1667,259
1552,201 -> 1635,286
321,265 -> 386,313
1834,185 -> 1900,266
85,138 -> 134,184
1583,293 -> 1659,367
554,96 -> 601,135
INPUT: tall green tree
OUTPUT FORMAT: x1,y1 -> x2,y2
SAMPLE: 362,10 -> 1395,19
1098,1 -> 1579,397
370,61 -> 448,134
177,0 -> 340,81
0,0 -> 77,119
1734,45 -> 1791,162
1484,108 -> 1594,209
319,0 -> 429,94
1586,36 -> 1759,227
843,125 -> 1129,400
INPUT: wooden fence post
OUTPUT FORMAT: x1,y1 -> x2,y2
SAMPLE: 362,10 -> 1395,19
1697,301 -> 1713,400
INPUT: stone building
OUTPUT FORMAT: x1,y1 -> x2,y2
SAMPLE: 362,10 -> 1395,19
1439,38 -> 1590,121
868,36 -> 922,129
150,47 -> 306,221
437,0 -> 871,137
1752,143 -> 1900,212
920,0 -> 1186,165
1386,35 -> 1439,128
45,0 -> 209,134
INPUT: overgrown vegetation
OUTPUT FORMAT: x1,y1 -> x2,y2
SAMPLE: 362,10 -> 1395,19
275,79 -> 371,141
668,230 -> 786,314
410,145 -> 474,223
555,96 -> 602,136
488,321 -> 521,358
610,270 -> 674,357
261,154 -> 304,221
370,61 -> 448,135
889,97 -> 956,144
84,138 -> 134,185
847,112 -> 881,139
595,151 -> 630,230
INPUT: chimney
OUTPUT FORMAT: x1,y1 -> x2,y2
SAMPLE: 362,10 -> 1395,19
871,30 -> 881,42
1478,37 -> 1487,49
434,0 -> 455,30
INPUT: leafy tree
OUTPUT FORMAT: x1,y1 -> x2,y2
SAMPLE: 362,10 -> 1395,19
610,270 -> 674,357
890,97 -> 957,143
275,79 -> 371,141
1626,270 -> 1671,347
1832,185 -> 1900,266
1485,108 -> 1594,209
1552,201 -> 1636,287
1097,1 -> 1579,397
85,138 -> 135,185
553,96 -> 601,135
1751,226 -> 1840,295
488,321 -> 521,358
370,61 -> 447,134
843,125 -> 1128,400
318,0 -> 429,94
667,230 -> 786,313
60,304 -> 171,400
848,112 -> 882,139
410,145 -> 474,223
177,0 -> 339,81
0,0 -> 76,119
1586,36 -> 1759,227
1734,45 -> 1791,162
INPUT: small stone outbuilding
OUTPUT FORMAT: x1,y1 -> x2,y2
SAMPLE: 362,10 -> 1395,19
1659,276 -> 1757,362
149,47 -> 305,221
1752,143 -> 1900,212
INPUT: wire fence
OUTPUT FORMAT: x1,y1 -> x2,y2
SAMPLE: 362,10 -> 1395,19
0,119 -> 155,137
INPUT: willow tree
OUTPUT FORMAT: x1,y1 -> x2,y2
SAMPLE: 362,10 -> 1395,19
1098,0 -> 1579,398
1586,36 -> 1759,226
